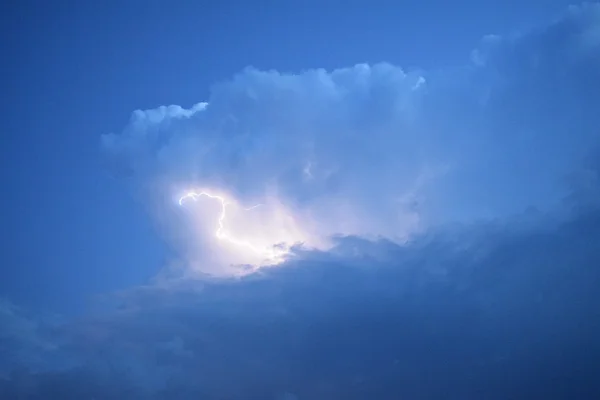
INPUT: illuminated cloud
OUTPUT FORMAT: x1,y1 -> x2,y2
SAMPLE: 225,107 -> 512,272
101,65 -> 434,273
101,4 -> 600,276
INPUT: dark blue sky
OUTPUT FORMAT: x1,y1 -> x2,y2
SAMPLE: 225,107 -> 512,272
0,1 -> 577,311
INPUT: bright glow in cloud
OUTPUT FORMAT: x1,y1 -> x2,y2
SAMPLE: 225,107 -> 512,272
178,190 -> 293,265
171,186 -> 321,273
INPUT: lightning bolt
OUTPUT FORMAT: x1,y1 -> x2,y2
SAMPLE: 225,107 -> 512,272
178,191 -> 286,262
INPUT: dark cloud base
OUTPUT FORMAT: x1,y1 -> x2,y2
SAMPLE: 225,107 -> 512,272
1,205 -> 599,399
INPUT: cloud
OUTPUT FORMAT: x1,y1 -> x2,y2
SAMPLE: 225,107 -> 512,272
0,300 -> 68,376
101,65 -> 435,274
2,204 -> 600,398
100,4 -> 600,276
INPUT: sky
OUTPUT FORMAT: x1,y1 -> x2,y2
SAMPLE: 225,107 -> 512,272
1,1 -> 600,399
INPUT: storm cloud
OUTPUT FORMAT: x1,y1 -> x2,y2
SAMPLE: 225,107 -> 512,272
2,3 -> 600,399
